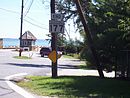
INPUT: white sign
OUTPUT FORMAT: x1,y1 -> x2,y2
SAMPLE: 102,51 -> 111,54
49,20 -> 64,33
51,13 -> 64,21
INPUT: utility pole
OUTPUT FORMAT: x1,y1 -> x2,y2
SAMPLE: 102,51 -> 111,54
19,0 -> 24,56
74,0 -> 104,78
50,0 -> 57,78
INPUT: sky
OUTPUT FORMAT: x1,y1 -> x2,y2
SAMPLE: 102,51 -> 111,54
0,0 -> 81,40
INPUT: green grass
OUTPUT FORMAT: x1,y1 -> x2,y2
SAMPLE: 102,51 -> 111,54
63,54 -> 80,59
62,55 -> 75,59
18,76 -> 130,98
79,63 -> 96,70
14,56 -> 31,59
78,63 -> 89,69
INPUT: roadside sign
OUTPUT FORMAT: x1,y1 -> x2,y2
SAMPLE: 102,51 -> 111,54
51,13 -> 64,21
48,51 -> 57,63
48,50 -> 62,63
49,20 -> 64,33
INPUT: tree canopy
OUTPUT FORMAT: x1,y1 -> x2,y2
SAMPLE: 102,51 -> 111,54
57,0 -> 130,78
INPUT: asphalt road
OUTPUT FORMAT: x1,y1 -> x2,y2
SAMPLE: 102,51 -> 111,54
0,49 -> 51,98
0,49 -> 83,98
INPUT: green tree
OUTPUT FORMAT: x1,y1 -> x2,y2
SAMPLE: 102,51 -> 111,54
57,0 -> 130,78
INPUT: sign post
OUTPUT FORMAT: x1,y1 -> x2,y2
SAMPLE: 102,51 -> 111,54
50,0 -> 57,78
50,0 -> 64,78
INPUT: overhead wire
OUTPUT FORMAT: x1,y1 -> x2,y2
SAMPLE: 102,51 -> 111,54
35,0 -> 48,10
24,0 -> 29,6
24,19 -> 49,30
23,0 -> 50,30
25,16 -> 48,27
38,0 -> 50,9
24,0 -> 49,29
0,7 -> 19,14
0,1 -> 75,39
0,7 -> 48,30
24,0 -> 34,17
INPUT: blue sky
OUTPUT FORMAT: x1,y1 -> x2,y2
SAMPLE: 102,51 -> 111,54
0,0 -> 80,40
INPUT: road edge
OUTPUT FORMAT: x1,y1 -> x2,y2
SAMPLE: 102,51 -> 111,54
5,73 -> 35,98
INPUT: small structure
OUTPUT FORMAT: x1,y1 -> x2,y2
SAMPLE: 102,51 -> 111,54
20,31 -> 37,51
0,38 -> 3,49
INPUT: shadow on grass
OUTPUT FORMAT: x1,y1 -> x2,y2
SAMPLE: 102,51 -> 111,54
29,76 -> 130,98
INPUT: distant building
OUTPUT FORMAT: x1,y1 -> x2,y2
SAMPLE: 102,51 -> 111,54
0,38 -> 3,49
20,31 -> 37,51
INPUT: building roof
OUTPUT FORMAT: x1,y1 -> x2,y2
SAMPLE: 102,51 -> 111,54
21,31 -> 37,40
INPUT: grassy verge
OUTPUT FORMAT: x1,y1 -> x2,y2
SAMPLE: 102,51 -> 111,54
14,56 -> 31,59
63,54 -> 80,59
62,55 -> 75,59
79,62 -> 96,70
18,76 -> 130,98
78,63 -> 89,69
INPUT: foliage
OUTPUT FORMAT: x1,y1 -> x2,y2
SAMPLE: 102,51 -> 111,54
64,38 -> 83,54
57,0 -> 130,76
18,76 -> 130,98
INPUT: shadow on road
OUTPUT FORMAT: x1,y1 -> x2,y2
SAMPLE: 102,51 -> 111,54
0,79 -> 6,81
7,63 -> 79,69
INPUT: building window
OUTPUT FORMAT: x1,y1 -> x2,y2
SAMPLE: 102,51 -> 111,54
28,41 -> 31,45
24,41 -> 27,46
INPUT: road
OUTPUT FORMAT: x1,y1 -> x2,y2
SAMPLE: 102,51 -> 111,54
0,49 -> 114,98
0,49 -> 83,98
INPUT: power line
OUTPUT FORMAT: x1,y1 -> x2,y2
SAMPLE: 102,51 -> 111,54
24,0 -> 34,17
25,0 -> 29,6
35,0 -> 48,9
0,7 -> 48,27
0,7 -> 49,29
24,19 -> 49,30
37,0 -> 50,9
25,16 -> 48,27
0,7 -> 19,14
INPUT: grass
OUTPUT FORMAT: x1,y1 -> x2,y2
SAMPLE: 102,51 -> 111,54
79,63 -> 96,70
14,56 -> 31,59
18,76 -> 130,98
63,54 -> 80,59
78,63 -> 89,69
62,55 -> 75,59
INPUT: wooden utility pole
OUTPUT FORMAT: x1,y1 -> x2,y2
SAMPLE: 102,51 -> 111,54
74,0 -> 104,78
19,0 -> 24,56
50,0 -> 58,78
